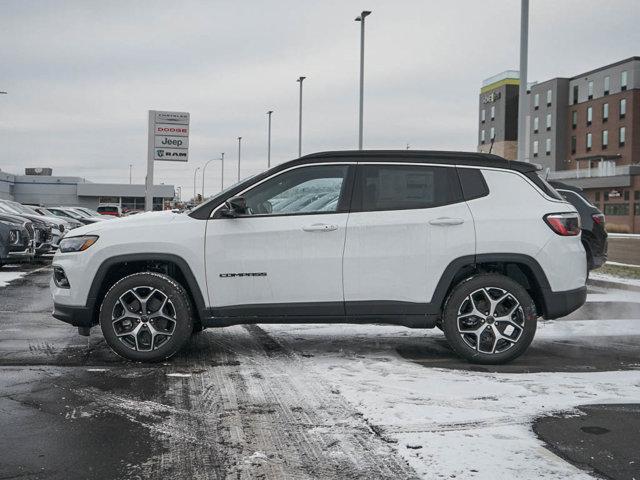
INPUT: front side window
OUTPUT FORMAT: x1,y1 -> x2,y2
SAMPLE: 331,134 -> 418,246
241,165 -> 349,216
620,98 -> 627,118
353,164 -> 462,212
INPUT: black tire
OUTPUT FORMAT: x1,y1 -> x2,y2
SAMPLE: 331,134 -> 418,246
99,272 -> 194,362
441,273 -> 537,364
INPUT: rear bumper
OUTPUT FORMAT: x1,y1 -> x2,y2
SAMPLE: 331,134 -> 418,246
52,303 -> 94,327
541,286 -> 587,320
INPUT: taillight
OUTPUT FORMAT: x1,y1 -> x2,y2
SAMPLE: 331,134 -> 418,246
592,213 -> 605,225
544,212 -> 581,236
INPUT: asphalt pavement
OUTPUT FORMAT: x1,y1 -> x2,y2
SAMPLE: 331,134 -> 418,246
1,265 -> 639,479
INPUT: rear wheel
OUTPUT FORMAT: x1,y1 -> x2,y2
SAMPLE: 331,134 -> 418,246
99,272 -> 194,362
441,273 -> 537,364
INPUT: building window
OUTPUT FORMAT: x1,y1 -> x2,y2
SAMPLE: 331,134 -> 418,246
533,116 -> 539,133
480,129 -> 485,144
546,113 -> 552,131
533,140 -> 539,157
572,85 -> 578,105
571,136 -> 577,154
586,132 -> 592,151
603,103 -> 609,122
595,191 -> 601,202
635,191 -> 640,216
604,76 -> 610,95
621,70 -> 628,91
624,190 -> 630,201
620,98 -> 626,119
490,127 -> 495,140
490,105 -> 495,120
545,138 -> 551,155
619,126 -> 626,147
572,111 -> 577,129
604,204 -> 629,216
587,106 -> 593,126
587,81 -> 594,100
602,130 -> 608,149
546,89 -> 552,106
481,109 -> 486,123
534,93 -> 539,110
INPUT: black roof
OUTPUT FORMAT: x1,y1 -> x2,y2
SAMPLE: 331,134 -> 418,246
296,150 -> 539,173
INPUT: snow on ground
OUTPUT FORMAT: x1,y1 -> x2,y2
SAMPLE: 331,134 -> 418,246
263,300 -> 640,479
0,266 -> 28,288
591,271 -> 640,288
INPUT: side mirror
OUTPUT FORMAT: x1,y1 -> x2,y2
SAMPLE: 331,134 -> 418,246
221,196 -> 247,217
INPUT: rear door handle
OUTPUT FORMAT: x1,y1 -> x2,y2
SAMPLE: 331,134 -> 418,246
303,223 -> 338,232
429,217 -> 464,226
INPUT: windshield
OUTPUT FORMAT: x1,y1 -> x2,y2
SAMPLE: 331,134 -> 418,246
10,202 -> 40,215
71,209 -> 91,218
0,202 -> 22,214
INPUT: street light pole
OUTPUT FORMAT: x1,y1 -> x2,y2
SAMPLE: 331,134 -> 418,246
355,10 -> 371,150
297,76 -> 305,157
193,167 -> 200,203
129,164 -> 132,184
267,110 -> 273,169
517,0 -> 529,162
237,137 -> 242,182
220,152 -> 225,192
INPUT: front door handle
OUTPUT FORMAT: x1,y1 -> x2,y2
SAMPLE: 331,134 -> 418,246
429,217 -> 464,226
303,223 -> 338,232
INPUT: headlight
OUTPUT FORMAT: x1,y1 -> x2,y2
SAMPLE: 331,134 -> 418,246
9,230 -> 20,245
59,235 -> 99,253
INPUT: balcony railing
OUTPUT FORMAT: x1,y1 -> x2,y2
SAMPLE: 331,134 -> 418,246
547,164 -> 631,180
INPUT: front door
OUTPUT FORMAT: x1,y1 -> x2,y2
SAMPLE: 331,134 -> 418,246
205,163 -> 354,317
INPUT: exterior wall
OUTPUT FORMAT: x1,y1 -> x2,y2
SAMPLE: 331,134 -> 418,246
0,172 -> 15,200
528,78 -> 569,171
568,58 -> 640,105
478,83 -> 519,160
579,174 -> 640,234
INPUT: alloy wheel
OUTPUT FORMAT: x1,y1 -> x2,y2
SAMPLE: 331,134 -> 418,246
456,287 -> 525,354
111,286 -> 177,352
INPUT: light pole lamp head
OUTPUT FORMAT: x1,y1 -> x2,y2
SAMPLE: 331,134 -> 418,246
297,76 -> 306,83
267,110 -> 273,115
355,10 -> 371,21
238,136 -> 242,141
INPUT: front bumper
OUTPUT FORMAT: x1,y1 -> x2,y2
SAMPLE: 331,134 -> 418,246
52,302 -> 94,327
541,286 -> 587,320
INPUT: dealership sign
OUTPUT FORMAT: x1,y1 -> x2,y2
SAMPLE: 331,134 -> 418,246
149,110 -> 190,162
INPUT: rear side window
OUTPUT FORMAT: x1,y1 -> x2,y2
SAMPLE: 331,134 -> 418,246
525,172 -> 564,200
353,164 -> 462,212
98,206 -> 117,213
457,168 -> 489,200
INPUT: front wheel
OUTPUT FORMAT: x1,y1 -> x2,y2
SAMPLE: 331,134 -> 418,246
441,273 -> 537,364
99,272 -> 194,362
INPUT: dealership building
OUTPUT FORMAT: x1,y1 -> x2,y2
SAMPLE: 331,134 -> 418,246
478,57 -> 640,233
0,168 -> 175,211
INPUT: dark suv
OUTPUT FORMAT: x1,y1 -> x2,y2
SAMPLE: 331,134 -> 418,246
550,181 -> 607,270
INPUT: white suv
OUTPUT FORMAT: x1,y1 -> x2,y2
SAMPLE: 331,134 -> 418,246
51,151 -> 587,364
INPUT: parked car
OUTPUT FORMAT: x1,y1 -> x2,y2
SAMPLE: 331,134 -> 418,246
51,150 -> 586,364
0,202 -> 60,255
96,204 -> 123,217
0,217 -> 34,266
549,181 -> 607,270
71,207 -> 115,220
45,206 -> 102,226
27,206 -> 84,230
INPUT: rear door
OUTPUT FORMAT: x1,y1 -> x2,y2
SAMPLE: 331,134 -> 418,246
342,162 -> 475,315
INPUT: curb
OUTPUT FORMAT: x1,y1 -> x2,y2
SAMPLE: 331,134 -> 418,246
588,278 -> 640,293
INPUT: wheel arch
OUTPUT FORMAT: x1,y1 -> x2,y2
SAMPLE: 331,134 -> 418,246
87,253 -> 206,326
431,254 -> 552,318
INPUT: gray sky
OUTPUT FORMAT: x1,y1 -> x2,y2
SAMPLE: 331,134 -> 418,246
1,0 -> 639,198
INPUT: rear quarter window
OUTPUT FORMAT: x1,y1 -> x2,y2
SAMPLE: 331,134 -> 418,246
525,172 -> 564,201
457,168 -> 489,200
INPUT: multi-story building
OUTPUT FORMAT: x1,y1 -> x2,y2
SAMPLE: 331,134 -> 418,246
478,57 -> 640,233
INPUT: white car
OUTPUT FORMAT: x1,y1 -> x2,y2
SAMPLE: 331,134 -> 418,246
51,151 -> 587,363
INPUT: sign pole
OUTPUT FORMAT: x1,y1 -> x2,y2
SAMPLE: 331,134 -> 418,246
145,110 -> 155,212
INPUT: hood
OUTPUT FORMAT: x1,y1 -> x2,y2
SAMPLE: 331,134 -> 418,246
0,213 -> 29,227
66,211 -> 181,237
